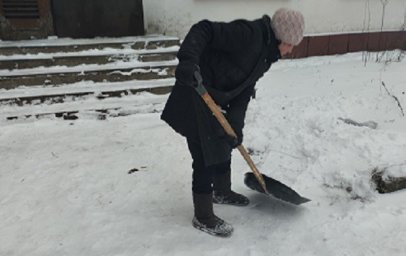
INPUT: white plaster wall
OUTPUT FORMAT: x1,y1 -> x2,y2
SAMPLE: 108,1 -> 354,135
143,0 -> 406,38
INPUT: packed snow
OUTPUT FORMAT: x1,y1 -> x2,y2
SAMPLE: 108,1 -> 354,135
1,51 -> 405,256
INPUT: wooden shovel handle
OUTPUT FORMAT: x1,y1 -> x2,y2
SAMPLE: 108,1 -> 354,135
200,92 -> 268,193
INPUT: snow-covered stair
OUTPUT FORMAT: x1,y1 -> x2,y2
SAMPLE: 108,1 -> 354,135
0,36 -> 179,121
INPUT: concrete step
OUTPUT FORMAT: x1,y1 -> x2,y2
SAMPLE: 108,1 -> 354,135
0,85 -> 173,106
0,63 -> 176,89
1,89 -> 170,121
4,97 -> 167,121
0,35 -> 179,89
0,51 -> 177,70
0,36 -> 180,56
0,36 -> 178,122
4,104 -> 163,121
0,79 -> 174,106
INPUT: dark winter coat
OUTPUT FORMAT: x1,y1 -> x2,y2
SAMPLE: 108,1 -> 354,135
161,15 -> 281,166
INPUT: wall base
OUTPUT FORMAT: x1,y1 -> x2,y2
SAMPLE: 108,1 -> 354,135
288,31 -> 406,59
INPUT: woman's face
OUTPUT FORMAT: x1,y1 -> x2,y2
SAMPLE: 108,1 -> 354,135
278,42 -> 294,56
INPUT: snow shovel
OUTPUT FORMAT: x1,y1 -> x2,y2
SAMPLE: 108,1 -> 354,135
193,71 -> 310,205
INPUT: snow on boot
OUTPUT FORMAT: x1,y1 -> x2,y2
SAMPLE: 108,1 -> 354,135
213,190 -> 250,206
192,216 -> 233,238
213,171 -> 250,206
192,193 -> 233,237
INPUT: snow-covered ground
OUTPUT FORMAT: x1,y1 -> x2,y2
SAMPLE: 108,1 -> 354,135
1,51 -> 406,256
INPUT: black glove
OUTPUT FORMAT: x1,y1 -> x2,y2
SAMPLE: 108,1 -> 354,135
214,125 -> 242,149
224,134 -> 242,149
175,61 -> 201,87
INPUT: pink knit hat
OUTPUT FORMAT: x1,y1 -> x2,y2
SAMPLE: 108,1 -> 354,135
271,8 -> 305,46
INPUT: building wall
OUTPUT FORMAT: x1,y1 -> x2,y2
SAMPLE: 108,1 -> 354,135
143,0 -> 406,38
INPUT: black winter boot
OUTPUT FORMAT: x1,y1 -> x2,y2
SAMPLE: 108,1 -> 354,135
192,193 -> 233,237
213,171 -> 250,206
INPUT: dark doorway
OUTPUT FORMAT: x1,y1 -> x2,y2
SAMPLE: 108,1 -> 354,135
51,0 -> 144,38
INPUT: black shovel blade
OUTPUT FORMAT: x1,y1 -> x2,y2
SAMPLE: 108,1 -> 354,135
244,172 -> 311,205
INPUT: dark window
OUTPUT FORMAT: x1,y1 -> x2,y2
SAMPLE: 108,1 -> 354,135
2,0 -> 39,19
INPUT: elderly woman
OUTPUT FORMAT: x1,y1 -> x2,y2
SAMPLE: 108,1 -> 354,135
161,8 -> 305,237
